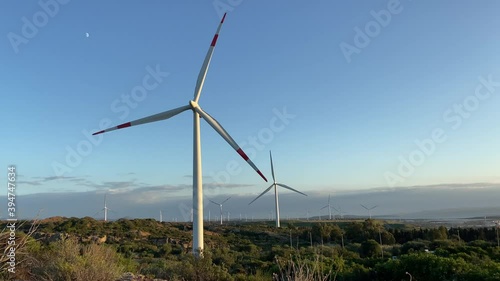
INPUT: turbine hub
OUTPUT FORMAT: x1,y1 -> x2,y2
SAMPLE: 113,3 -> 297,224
189,100 -> 199,110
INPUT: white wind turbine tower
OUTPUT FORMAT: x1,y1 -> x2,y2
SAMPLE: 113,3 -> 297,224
159,210 -> 163,223
209,197 -> 231,225
104,194 -> 109,221
91,13 -> 267,256
249,151 -> 307,228
361,204 -> 378,219
321,194 -> 333,220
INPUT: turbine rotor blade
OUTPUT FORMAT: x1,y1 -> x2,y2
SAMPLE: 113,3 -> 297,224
320,205 -> 329,210
360,204 -> 368,210
276,183 -> 307,197
270,151 -> 276,182
221,196 -> 231,204
209,200 -> 219,206
249,184 -> 274,205
193,13 -> 227,103
92,105 -> 191,135
195,107 -> 268,182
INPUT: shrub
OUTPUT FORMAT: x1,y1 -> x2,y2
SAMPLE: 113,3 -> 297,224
0,219 -> 40,280
273,254 -> 333,281
30,238 -> 126,281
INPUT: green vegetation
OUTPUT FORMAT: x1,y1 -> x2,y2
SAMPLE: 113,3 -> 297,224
3,217 -> 500,280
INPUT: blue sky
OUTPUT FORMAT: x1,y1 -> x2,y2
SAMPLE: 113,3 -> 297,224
1,1 -> 500,218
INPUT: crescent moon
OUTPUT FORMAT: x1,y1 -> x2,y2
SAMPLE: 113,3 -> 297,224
85,32 -> 90,38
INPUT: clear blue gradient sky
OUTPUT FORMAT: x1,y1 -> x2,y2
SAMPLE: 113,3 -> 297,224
1,1 -> 500,216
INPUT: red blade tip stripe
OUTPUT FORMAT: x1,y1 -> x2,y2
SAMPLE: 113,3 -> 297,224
93,130 -> 105,136
237,148 -> 249,161
257,170 -> 268,182
221,13 -> 226,23
237,149 -> 268,181
210,34 -> 219,46
117,122 -> 132,129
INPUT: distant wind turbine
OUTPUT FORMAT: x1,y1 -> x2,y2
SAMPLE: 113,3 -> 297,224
321,194 -> 333,220
159,210 -> 163,223
91,13 -> 267,256
103,194 -> 109,221
93,194 -> 111,222
332,205 -> 345,219
209,197 -> 231,225
361,204 -> 378,219
249,151 -> 307,228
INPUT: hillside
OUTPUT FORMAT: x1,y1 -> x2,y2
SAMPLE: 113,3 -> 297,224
3,217 -> 500,280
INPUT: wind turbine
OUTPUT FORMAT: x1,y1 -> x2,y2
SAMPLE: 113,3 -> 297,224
249,151 -> 307,228
103,194 -> 109,222
209,197 -> 231,225
93,194 -> 111,222
159,210 -> 163,223
91,13 -> 267,256
332,205 -> 344,219
321,194 -> 333,220
361,204 -> 378,219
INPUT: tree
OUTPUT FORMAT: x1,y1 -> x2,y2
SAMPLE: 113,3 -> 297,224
311,223 -> 331,243
360,239 -> 381,258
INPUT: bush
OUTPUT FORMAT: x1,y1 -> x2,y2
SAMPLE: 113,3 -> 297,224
273,254 -> 333,281
30,238 -> 126,281
0,220 -> 39,280
360,240 -> 381,258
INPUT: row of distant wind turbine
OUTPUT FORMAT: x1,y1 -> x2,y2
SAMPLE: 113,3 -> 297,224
96,193 -> 376,223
